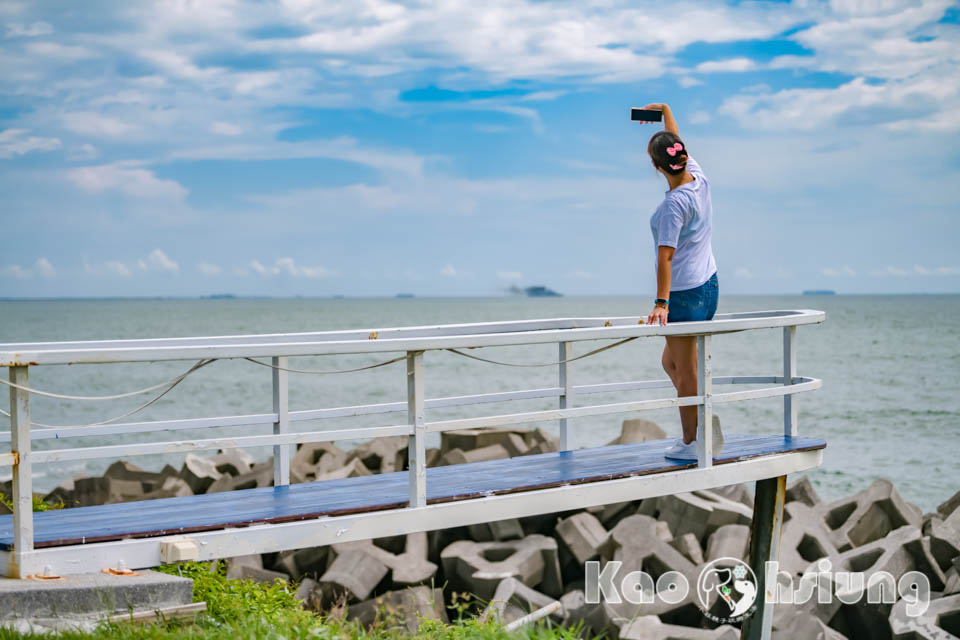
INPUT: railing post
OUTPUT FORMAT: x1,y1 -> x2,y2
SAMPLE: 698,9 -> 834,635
783,326 -> 798,437
558,342 -> 573,451
407,351 -> 426,508
696,335 -> 713,468
272,356 -> 290,487
9,365 -> 33,578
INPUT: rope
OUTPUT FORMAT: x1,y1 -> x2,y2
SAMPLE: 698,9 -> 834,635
0,359 -> 215,401
0,359 -> 216,429
445,337 -> 637,368
242,355 -> 405,375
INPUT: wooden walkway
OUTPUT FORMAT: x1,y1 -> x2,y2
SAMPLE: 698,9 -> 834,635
0,434 -> 825,550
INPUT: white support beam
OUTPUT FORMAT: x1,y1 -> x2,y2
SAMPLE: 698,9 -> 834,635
272,357 -> 290,487
558,342 -> 573,451
696,335 -> 713,469
9,366 -> 33,579
783,326 -> 798,437
407,351 -> 426,508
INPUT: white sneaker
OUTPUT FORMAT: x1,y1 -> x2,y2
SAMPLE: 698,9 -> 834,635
664,416 -> 725,460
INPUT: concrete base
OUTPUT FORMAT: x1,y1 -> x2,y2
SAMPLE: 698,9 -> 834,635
0,570 -> 193,623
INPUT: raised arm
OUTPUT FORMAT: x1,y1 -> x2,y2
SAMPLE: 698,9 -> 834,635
639,102 -> 679,136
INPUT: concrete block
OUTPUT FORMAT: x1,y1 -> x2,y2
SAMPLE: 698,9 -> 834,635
480,577 -> 562,626
606,418 -> 666,445
209,449 -> 255,477
468,518 -> 524,542
890,592 -> 960,639
103,460 -> 166,491
179,454 -> 223,494
937,490 -> 960,519
786,475 -> 822,508
314,457 -> 373,482
927,517 -> 960,572
620,615 -> 739,639
587,501 -> 636,528
74,476 -> 144,506
347,586 -> 447,632
772,610 -> 849,640
295,577 -> 321,611
0,570 -> 193,620
822,478 -> 923,552
440,443 -> 510,466
348,436 -> 407,474
705,524 -> 750,563
319,549 -> 390,603
142,476 -> 193,501
525,439 -> 559,455
556,512 -> 609,564
270,546 -> 329,580
944,566 -> 960,595
332,532 -> 437,589
441,534 -> 563,600
441,428 -> 530,456
657,490 -> 752,543
599,514 -> 706,624
670,533 -> 705,566
905,536 -> 947,591
522,427 -> 554,450
656,521 -> 673,542
224,554 -> 263,581
779,501 -> 843,577
711,483 -> 755,510
292,442 -> 347,480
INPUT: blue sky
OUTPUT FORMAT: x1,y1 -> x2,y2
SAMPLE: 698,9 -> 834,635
1,0 -> 958,297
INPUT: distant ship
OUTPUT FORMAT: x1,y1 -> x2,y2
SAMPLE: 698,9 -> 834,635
395,293 -> 415,298
802,290 -> 836,296
508,285 -> 562,297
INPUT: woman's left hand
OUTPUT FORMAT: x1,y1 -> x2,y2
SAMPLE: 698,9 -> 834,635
648,305 -> 669,326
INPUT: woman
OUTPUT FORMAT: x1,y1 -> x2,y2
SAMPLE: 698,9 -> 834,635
638,102 -> 721,460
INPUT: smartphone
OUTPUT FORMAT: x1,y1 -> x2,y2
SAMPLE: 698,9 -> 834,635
631,108 -> 663,122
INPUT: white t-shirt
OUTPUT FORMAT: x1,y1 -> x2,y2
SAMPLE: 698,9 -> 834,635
649,156 -> 717,292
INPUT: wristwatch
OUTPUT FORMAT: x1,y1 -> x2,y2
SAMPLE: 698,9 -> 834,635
654,298 -> 669,308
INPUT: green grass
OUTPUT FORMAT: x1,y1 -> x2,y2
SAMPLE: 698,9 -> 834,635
0,561 -> 594,640
0,492 -> 65,513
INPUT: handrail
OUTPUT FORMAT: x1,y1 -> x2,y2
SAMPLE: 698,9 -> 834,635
2,309 -> 825,582
0,310 -> 824,365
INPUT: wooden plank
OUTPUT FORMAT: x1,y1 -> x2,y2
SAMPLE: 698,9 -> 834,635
0,435 -> 824,551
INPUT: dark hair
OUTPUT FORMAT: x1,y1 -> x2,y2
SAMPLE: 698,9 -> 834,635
648,131 -> 688,176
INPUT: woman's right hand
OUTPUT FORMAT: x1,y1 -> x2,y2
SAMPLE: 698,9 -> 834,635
648,305 -> 669,326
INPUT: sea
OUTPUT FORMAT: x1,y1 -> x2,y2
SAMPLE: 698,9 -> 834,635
1,295 -> 958,513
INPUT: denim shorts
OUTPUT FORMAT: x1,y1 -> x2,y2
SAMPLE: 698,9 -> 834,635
668,272 -> 719,323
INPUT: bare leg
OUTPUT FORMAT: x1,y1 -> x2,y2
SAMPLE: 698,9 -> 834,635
665,336 -> 698,444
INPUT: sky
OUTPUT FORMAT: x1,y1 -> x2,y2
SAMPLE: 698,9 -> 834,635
0,0 -> 958,298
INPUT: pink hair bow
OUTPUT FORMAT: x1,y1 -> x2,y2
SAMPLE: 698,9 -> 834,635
665,142 -> 683,157
669,164 -> 683,170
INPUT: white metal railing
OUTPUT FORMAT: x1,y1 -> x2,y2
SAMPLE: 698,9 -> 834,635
1,309 -> 825,576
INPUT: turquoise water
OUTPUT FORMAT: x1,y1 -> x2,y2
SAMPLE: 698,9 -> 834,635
1,295 -> 958,512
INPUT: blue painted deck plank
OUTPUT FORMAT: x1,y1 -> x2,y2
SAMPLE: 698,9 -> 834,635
0,434 -> 825,550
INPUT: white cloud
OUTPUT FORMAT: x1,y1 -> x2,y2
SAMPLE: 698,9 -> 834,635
869,265 -> 960,276
734,267 -> 755,278
821,266 -> 857,277
34,257 -> 55,278
5,22 -> 53,38
210,121 -> 243,136
678,77 -> 702,88
66,164 -> 188,199
0,128 -> 61,158
571,270 -> 593,279
104,261 -> 133,277
0,258 -> 56,279
139,249 -> 179,273
0,264 -> 30,279
696,57 -> 757,73
62,112 -> 138,137
440,264 -> 463,277
496,270 -> 523,280
197,262 -> 222,276
689,111 -> 711,125
24,41 -> 95,59
248,258 -> 338,278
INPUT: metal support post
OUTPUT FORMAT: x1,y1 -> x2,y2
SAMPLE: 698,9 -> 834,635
10,365 -> 33,578
272,356 -> 290,486
407,351 -> 426,507
696,335 -> 713,468
558,342 -> 573,451
741,475 -> 787,640
783,326 -> 798,437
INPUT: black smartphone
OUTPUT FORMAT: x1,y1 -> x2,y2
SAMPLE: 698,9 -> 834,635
631,108 -> 663,122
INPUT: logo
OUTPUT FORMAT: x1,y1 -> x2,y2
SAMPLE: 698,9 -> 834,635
696,558 -> 758,623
